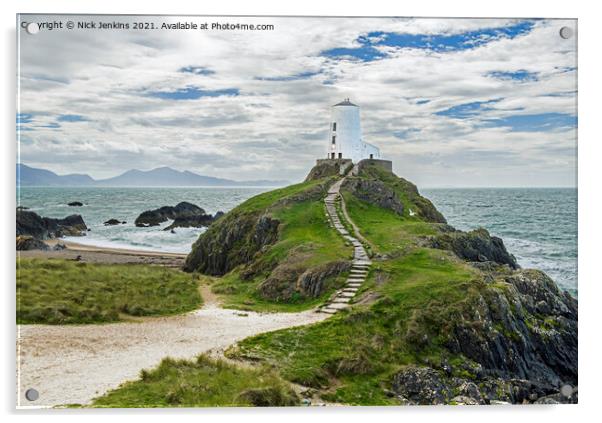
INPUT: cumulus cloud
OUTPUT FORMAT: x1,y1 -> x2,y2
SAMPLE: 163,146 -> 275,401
17,15 -> 576,186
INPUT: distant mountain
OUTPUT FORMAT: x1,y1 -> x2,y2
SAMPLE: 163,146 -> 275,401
17,164 -> 95,186
17,164 -> 288,187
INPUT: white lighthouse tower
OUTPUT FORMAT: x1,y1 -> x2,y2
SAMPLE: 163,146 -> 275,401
327,99 -> 381,163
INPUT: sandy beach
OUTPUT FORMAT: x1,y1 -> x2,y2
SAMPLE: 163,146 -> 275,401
17,242 -> 329,408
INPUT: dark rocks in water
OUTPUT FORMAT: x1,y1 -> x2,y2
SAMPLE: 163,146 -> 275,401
68,201 -> 83,207
103,218 -> 122,226
134,201 -> 220,230
163,214 -> 214,231
16,209 -> 87,239
342,178 -> 404,216
431,227 -> 518,269
16,235 -> 49,251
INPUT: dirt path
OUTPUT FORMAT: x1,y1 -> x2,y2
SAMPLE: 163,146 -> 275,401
17,286 -> 328,408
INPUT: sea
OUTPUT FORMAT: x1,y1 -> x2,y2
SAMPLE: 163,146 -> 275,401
17,186 -> 577,295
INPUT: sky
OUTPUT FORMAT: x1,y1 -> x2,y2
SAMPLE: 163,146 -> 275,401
17,16 -> 577,187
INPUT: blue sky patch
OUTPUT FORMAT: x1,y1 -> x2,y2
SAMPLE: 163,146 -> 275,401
39,122 -> 61,129
481,113 -> 577,132
17,113 -> 34,124
322,20 -> 535,62
436,98 -> 502,119
149,86 -> 240,100
57,114 -> 87,122
488,69 -> 538,82
179,66 -> 215,76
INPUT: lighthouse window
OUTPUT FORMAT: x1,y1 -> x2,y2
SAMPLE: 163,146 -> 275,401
332,122 -> 336,131
332,136 -> 336,144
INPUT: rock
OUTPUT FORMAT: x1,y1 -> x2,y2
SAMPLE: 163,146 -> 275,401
342,178 -> 405,216
297,260 -> 352,297
391,366 -> 452,405
53,243 -> 67,251
134,201 -> 219,230
431,227 -> 518,269
16,235 -> 49,251
305,159 -> 352,181
17,209 -> 87,239
184,211 -> 280,275
103,218 -> 122,226
68,201 -> 83,207
451,395 -> 480,405
445,270 -> 577,390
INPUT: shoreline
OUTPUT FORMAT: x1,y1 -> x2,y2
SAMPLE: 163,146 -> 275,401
45,239 -> 188,258
19,239 -> 187,267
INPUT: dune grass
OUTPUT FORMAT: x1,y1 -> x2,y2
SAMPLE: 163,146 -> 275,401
92,354 -> 298,408
17,258 -> 202,324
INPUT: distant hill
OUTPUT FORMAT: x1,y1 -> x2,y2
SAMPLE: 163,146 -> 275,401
16,164 -> 288,187
17,164 -> 95,186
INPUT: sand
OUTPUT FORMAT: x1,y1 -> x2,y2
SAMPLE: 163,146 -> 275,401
16,244 -> 329,408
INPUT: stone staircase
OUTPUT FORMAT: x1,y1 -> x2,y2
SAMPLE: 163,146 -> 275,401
319,176 -> 371,314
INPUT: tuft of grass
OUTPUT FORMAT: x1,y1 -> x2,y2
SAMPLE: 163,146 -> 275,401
92,354 -> 299,408
17,258 -> 202,324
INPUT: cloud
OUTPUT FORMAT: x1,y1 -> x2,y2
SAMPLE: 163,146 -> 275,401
17,15 -> 577,186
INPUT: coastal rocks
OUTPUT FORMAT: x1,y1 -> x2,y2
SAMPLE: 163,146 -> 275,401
431,227 -> 518,269
68,201 -> 83,207
391,366 -> 452,405
134,201 -> 221,230
17,209 -> 87,239
342,178 -> 404,216
16,235 -> 49,251
444,270 -> 577,389
183,212 -> 280,275
103,219 -> 124,226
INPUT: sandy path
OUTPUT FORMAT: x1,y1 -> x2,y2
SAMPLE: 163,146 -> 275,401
17,286 -> 328,408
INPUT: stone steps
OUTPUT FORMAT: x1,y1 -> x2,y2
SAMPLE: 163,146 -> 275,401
318,177 -> 372,315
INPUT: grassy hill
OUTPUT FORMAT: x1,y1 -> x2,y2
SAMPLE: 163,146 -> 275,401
93,161 -> 577,406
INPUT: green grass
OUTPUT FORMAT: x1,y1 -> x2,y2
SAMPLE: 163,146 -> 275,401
92,355 -> 298,408
229,248 -> 481,405
343,193 -> 437,254
210,185 -> 352,312
17,258 -> 202,324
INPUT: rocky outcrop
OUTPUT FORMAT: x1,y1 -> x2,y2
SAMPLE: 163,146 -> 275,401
17,209 -> 87,239
258,256 -> 350,301
134,201 -> 221,230
68,201 -> 83,207
16,235 -> 49,251
184,212 -> 280,275
343,167 -> 446,224
342,178 -> 404,216
297,260 -> 351,298
103,218 -> 125,226
305,159 -> 352,182
431,227 -> 518,269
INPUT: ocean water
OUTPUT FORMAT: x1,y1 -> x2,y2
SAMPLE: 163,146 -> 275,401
422,188 -> 577,295
17,187 -> 271,254
17,186 -> 577,294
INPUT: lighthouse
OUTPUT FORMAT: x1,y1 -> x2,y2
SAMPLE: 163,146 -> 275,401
327,99 -> 381,163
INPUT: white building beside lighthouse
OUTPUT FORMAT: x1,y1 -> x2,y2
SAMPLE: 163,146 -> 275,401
327,99 -> 381,162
